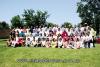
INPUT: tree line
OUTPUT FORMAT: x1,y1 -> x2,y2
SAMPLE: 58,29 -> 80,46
0,9 -> 73,29
1,0 -> 100,35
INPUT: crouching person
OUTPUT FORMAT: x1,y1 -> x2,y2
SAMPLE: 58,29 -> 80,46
25,38 -> 31,47
11,38 -> 18,48
57,38 -> 63,48
36,38 -> 42,47
31,38 -> 37,47
6,39 -> 12,47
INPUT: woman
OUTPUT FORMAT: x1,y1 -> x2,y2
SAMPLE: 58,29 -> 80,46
41,38 -> 46,47
45,38 -> 51,48
36,38 -> 42,47
51,38 -> 57,48
11,38 -> 17,47
31,38 -> 36,47
62,38 -> 68,48
76,38 -> 81,49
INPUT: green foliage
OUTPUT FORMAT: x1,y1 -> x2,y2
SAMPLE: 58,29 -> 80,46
61,22 -> 73,28
34,10 -> 49,27
22,9 -> 49,28
0,21 -> 9,29
46,22 -> 55,28
11,15 -> 24,28
77,0 -> 100,34
22,9 -> 35,27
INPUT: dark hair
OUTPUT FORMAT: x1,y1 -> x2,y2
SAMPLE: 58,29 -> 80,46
77,38 -> 79,41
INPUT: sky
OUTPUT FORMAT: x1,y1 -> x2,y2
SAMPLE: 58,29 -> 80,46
0,0 -> 81,25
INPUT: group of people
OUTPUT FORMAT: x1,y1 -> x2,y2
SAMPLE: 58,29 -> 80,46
7,25 -> 96,49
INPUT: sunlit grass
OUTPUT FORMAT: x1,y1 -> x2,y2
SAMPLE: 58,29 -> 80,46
0,40 -> 100,67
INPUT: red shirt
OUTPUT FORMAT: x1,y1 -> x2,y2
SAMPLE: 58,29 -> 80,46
18,38 -> 23,44
61,31 -> 68,41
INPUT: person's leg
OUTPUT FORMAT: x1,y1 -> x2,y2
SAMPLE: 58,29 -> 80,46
34,44 -> 36,47
88,40 -> 90,48
93,38 -> 95,47
58,44 -> 60,48
84,42 -> 87,48
7,41 -> 10,47
25,43 -> 28,47
13,43 -> 16,48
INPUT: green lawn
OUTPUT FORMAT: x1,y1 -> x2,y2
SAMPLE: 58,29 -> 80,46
0,40 -> 100,67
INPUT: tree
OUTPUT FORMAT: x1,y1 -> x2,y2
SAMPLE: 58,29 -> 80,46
46,22 -> 55,28
22,9 -> 49,28
0,21 -> 9,29
11,15 -> 24,28
33,10 -> 49,27
22,9 -> 35,27
77,0 -> 100,34
61,22 -> 73,28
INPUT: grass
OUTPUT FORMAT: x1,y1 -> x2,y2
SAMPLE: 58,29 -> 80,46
0,39 -> 100,67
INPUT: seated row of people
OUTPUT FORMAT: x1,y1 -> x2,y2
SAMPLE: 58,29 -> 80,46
7,33 -> 95,49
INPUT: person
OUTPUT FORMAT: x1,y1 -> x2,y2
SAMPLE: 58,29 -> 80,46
10,29 -> 16,39
41,38 -> 46,47
31,38 -> 37,47
25,38 -> 31,47
37,38 -> 42,47
6,39 -> 12,47
68,37 -> 75,49
87,33 -> 93,48
62,38 -> 68,48
45,38 -> 51,48
80,33 -> 85,48
90,27 -> 96,48
84,34 -> 89,48
51,38 -> 57,48
57,38 -> 63,48
61,30 -> 69,43
67,28 -> 71,36
17,37 -> 25,47
76,38 -> 80,49
11,38 -> 17,47
56,28 -> 62,36
53,33 -> 57,40
15,30 -> 19,37
32,28 -> 36,37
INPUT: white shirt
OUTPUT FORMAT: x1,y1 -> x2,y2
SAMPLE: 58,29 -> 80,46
81,27 -> 84,32
89,35 -> 93,40
42,41 -> 46,46
58,41 -> 62,46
